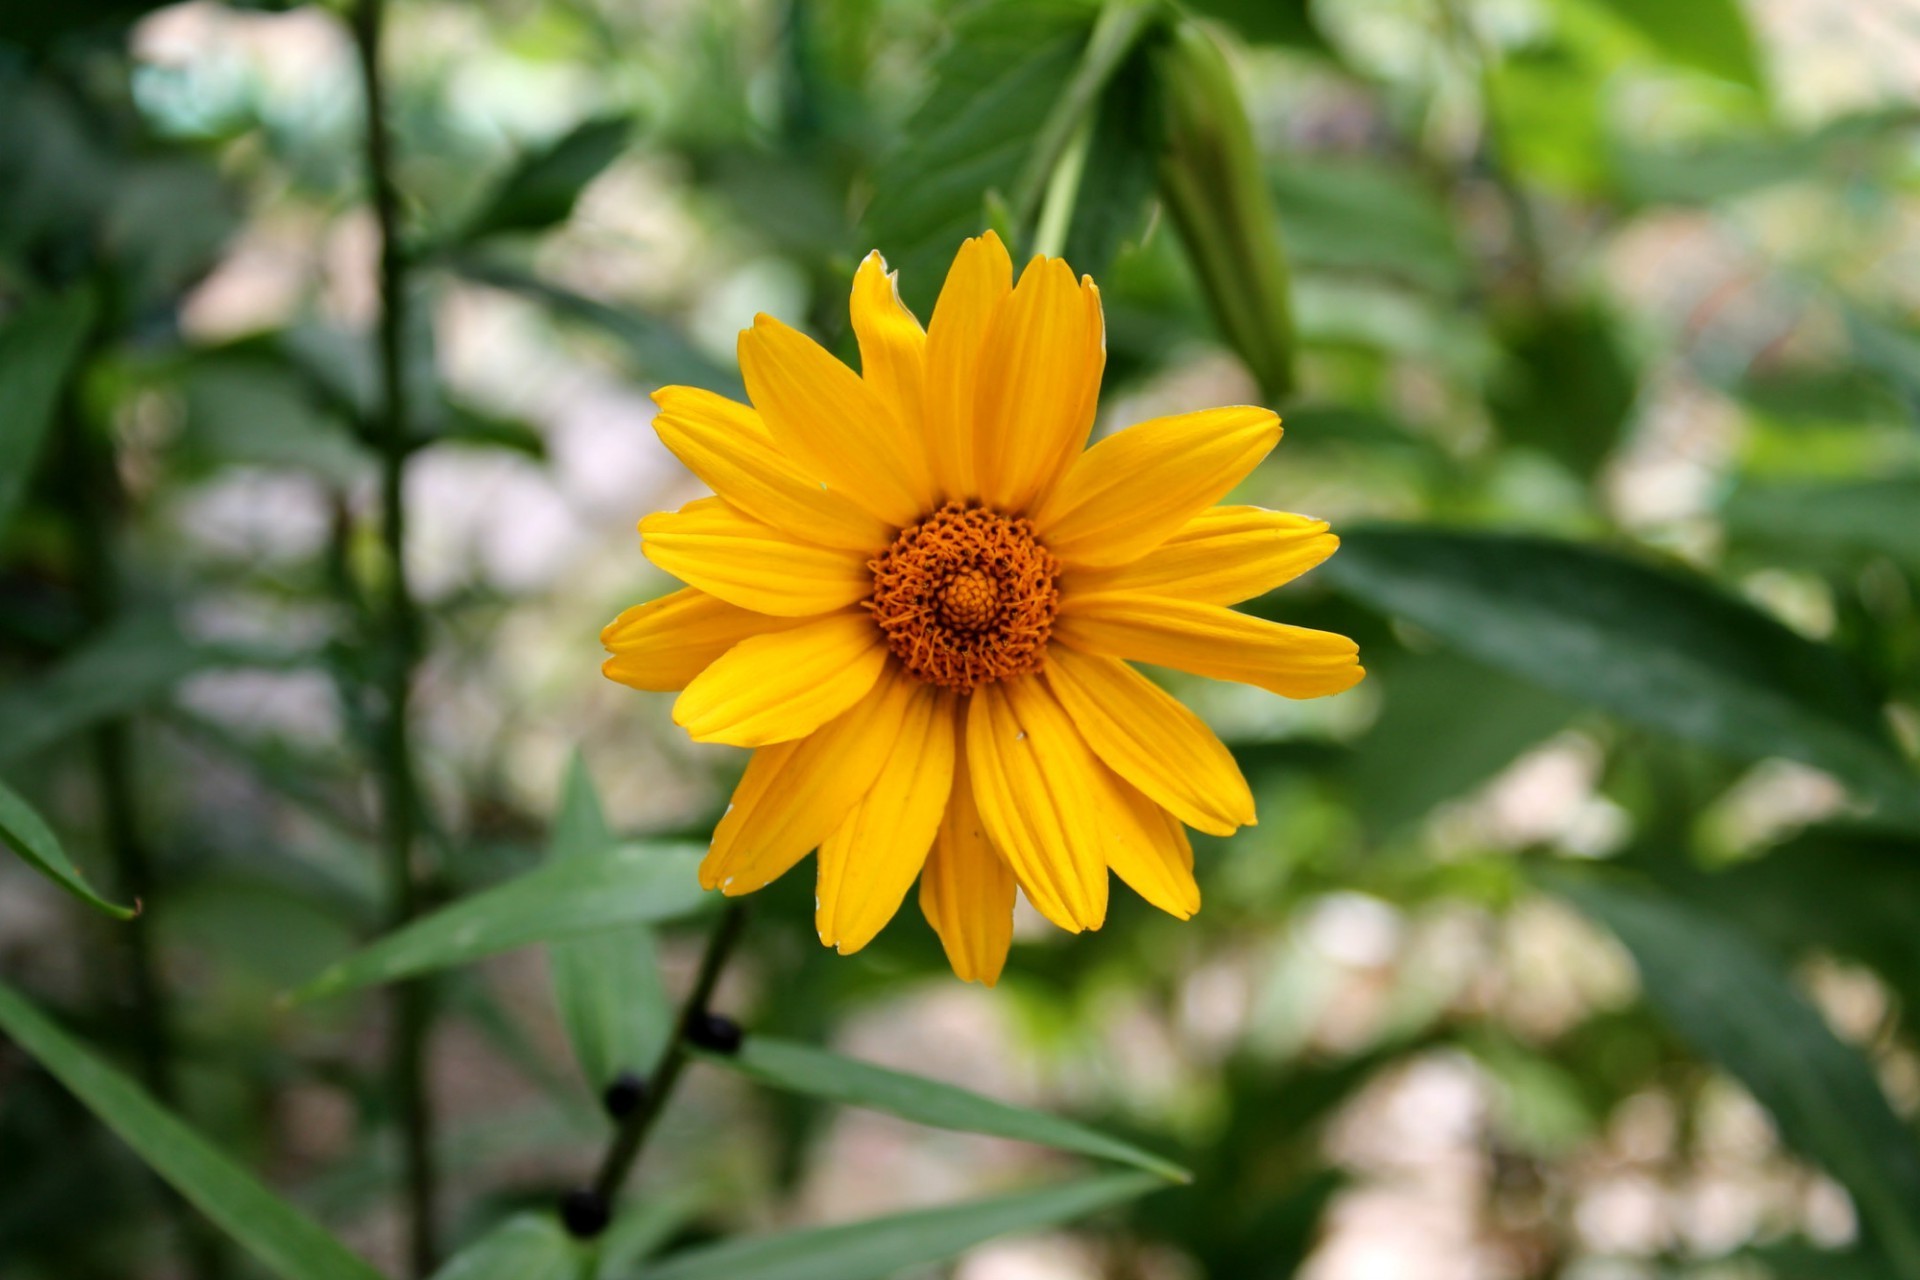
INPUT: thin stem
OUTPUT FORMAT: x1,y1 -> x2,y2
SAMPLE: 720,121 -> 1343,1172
349,0 -> 437,1273
590,903 -> 750,1203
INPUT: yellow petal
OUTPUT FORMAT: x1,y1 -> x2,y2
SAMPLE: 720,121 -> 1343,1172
850,252 -> 928,446
1102,775 -> 1200,920
816,687 -> 956,955
673,612 -> 888,747
738,314 -> 932,526
918,744 -> 1016,985
641,497 -> 872,617
1063,505 -> 1337,605
651,386 -> 892,552
701,672 -> 916,894
1055,593 -> 1364,698
923,231 -> 1012,501
1043,646 -> 1253,836
600,588 -> 809,692
964,678 -> 1109,933
972,257 -> 1104,513
1032,407 -> 1282,568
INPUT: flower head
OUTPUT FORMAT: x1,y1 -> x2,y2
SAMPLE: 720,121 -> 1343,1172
603,233 -> 1362,983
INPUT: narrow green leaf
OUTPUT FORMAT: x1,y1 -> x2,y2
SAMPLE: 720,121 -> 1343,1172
0,779 -> 135,918
0,615 -> 225,770
1584,0 -> 1765,91
431,1214 -> 581,1280
635,1172 -> 1162,1280
460,116 -> 633,241
1322,527 -> 1919,824
1270,159 -> 1467,294
1183,0 -> 1331,53
290,844 -> 711,1002
1557,879 -> 1920,1277
1059,42 -> 1160,277
1723,476 -> 1920,574
548,755 -> 674,1090
0,287 -> 96,540
0,980 -> 384,1280
695,1036 -> 1188,1182
1487,304 -> 1638,477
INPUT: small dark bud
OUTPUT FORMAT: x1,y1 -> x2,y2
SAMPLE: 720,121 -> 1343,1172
601,1071 -> 647,1118
684,1010 -> 744,1055
559,1187 -> 610,1238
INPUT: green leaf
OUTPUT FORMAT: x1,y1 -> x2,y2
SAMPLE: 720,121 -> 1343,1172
460,116 -> 633,242
636,1172 -> 1162,1280
0,979 -> 384,1280
1722,476 -> 1920,573
290,844 -> 712,1002
697,1036 -> 1188,1181
1555,880 -> 1920,1277
0,779 -> 135,919
1487,304 -> 1639,476
430,1214 -> 581,1280
1059,42 -> 1160,278
0,615 -> 225,771
1582,0 -> 1765,91
0,287 -> 95,540
1322,527 -> 1919,824
861,0 -> 1104,313
1270,160 -> 1467,294
548,756 -> 674,1090
1183,0 -> 1331,53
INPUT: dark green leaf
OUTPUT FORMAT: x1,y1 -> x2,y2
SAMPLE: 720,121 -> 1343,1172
1059,43 -> 1160,279
1323,528 -> 1919,824
0,779 -> 134,919
430,1214 -> 581,1280
460,116 -> 633,242
0,980 -> 385,1280
1271,160 -> 1466,294
1487,304 -> 1638,476
423,402 -> 549,460
635,1172 -> 1162,1280
1723,476 -> 1920,573
290,844 -> 711,1002
1584,0 -> 1765,91
1184,0 -> 1331,53
0,287 -> 95,540
698,1036 -> 1188,1181
548,756 -> 673,1090
1556,880 -> 1920,1277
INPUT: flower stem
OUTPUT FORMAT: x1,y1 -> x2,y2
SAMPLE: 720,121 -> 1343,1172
349,0 -> 438,1272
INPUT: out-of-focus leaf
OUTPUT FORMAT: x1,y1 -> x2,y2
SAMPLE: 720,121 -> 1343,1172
1722,477 -> 1920,572
697,1036 -> 1188,1181
429,1214 -> 581,1280
0,980 -> 385,1280
458,116 -> 633,242
0,615 -> 223,770
1322,528 -> 1919,824
1487,304 -> 1638,476
635,1172 -> 1162,1280
1348,651 -> 1581,836
0,287 -> 94,540
1293,279 -> 1495,379
1271,161 -> 1466,294
1617,109 -> 1919,206
1747,1241 -> 1907,1280
1060,44 -> 1160,279
170,354 -> 365,481
548,756 -> 673,1091
1184,0 -> 1330,53
0,779 -> 134,919
1844,306 -> 1920,413
1582,0 -> 1765,91
103,158 -> 238,308
1556,880 -> 1920,1277
420,403 -> 549,460
861,0 -> 1104,313
289,844 -> 710,1002
1488,42 -> 1611,195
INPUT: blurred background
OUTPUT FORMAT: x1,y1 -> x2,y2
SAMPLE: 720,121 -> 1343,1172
4,0 -> 1920,1277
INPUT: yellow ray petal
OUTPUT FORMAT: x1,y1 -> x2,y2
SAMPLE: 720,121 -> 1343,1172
738,314 -> 932,526
964,678 -> 1109,933
972,257 -> 1104,513
1043,645 -> 1253,836
641,497 -> 872,617
1102,774 -> 1200,920
1055,593 -> 1364,698
701,672 -> 916,894
1062,505 -> 1337,605
816,687 -> 956,955
1031,407 -> 1282,568
673,612 -> 888,747
918,743 -> 1016,985
651,386 -> 892,553
600,588 -> 809,692
923,231 -> 1012,501
850,252 -> 928,447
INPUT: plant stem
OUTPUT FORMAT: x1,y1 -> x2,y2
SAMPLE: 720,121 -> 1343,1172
349,0 -> 438,1273
590,902 -> 750,1203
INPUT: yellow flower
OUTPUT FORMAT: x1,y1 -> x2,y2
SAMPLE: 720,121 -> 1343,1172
602,233 -> 1362,984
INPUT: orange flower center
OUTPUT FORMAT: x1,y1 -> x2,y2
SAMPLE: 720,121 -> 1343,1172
867,502 -> 1060,693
